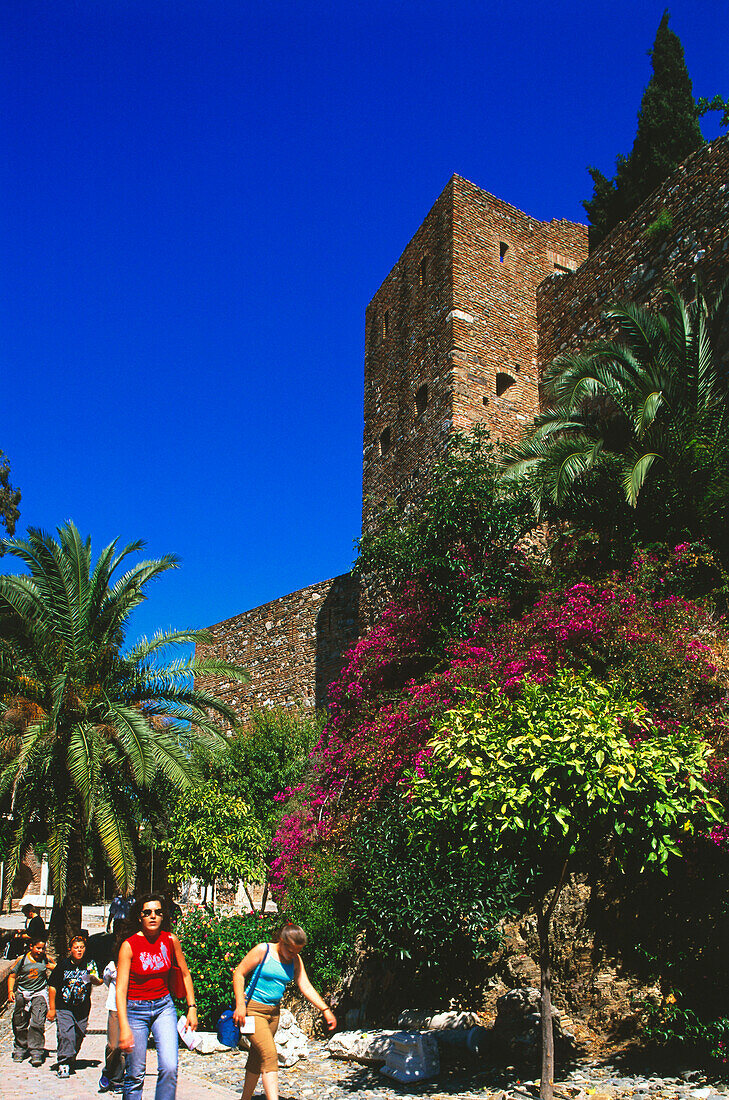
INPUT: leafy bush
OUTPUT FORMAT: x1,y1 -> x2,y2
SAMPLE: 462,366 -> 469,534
281,843 -> 357,990
176,908 -> 277,1029
355,425 -> 536,640
644,209 -> 674,238
353,798 -> 521,972
642,997 -> 729,1068
228,707 -> 324,832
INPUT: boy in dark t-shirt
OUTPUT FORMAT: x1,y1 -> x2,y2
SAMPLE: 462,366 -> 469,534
48,934 -> 102,1078
8,938 -> 53,1066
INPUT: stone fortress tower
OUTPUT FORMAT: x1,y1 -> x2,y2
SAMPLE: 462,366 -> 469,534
196,137 -> 729,723
362,175 -> 586,532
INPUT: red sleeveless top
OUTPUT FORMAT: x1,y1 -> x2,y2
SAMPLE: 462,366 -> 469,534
127,931 -> 175,1001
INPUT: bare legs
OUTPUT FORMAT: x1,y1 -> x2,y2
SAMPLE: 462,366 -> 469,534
241,1068 -> 279,1100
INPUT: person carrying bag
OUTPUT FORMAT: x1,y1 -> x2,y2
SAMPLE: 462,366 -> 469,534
232,923 -> 336,1100
217,944 -> 269,1047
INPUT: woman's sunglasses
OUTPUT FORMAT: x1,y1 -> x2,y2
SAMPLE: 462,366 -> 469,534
141,908 -> 163,917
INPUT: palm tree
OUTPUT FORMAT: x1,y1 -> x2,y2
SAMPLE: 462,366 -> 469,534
503,281 -> 729,553
0,522 -> 246,949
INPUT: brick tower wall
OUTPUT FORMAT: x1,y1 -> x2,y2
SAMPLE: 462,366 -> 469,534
362,176 -> 587,533
362,181 -> 455,533
538,136 -> 729,367
450,177 -> 587,442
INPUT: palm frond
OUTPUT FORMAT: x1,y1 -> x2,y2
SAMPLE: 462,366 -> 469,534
104,704 -> 155,785
66,722 -> 100,821
93,797 -> 135,893
622,451 -> 661,507
634,391 -> 664,439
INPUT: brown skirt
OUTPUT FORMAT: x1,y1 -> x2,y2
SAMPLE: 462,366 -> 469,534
245,1000 -> 280,1075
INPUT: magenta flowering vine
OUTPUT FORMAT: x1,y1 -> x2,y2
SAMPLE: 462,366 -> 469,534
270,546 -> 729,901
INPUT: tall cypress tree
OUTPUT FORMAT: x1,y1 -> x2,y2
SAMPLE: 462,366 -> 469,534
584,11 -> 703,249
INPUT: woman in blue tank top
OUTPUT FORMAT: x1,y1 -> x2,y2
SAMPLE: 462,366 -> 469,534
232,923 -> 336,1100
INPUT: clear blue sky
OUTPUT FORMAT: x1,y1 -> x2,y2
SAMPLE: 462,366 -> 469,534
2,0 -> 728,642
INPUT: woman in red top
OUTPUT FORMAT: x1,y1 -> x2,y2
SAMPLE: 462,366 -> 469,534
116,893 -> 197,1099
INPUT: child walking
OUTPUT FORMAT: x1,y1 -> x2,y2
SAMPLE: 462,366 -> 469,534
8,937 -> 53,1067
48,933 -> 103,1078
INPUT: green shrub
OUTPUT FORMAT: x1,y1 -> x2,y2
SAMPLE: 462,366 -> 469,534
642,997 -> 729,1069
176,908 -> 278,1029
644,209 -> 674,238
353,798 -> 521,972
229,707 -> 324,831
281,846 -> 357,991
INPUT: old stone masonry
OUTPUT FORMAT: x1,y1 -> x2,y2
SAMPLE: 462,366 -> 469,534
195,136 -> 729,725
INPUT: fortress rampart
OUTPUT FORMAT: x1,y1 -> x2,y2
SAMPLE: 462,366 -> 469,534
198,136 -> 729,723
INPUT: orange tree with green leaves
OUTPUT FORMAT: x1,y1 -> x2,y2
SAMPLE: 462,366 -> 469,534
407,669 -> 723,1100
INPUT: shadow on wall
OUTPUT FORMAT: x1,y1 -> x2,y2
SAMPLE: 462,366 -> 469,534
314,573 -> 363,710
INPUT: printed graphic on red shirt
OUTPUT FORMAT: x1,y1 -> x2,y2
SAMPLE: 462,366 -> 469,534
139,940 -> 170,972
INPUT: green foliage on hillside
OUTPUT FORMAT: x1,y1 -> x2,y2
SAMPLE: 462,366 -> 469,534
503,281 -> 729,566
408,671 -> 722,1098
353,796 -> 521,974
355,425 -> 535,640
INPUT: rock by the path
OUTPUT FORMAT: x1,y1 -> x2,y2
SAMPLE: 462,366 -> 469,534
326,1027 -> 403,1065
275,1008 -> 310,1067
493,987 -> 577,1061
396,1008 -> 481,1030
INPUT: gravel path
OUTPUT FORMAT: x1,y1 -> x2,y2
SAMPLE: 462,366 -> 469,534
2,986 -> 728,1099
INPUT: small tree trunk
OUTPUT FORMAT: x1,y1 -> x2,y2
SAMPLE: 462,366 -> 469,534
49,819 -> 86,957
260,875 -> 269,915
537,858 -> 570,1100
537,905 -> 555,1100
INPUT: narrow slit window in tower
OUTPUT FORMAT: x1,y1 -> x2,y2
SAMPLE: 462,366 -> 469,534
499,241 -> 509,263
496,372 -> 517,397
382,309 -> 390,337
420,257 -> 428,286
380,427 -> 391,456
415,384 -> 428,416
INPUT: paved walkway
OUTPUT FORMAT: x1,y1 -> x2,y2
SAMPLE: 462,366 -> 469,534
0,985 -> 239,1099
4,986 -> 727,1100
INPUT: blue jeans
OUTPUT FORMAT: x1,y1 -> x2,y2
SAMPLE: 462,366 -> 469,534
123,995 -> 178,1100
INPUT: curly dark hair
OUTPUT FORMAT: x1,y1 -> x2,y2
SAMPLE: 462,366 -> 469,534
129,893 -> 171,933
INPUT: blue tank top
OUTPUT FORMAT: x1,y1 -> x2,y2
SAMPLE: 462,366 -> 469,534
245,945 -> 295,1006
